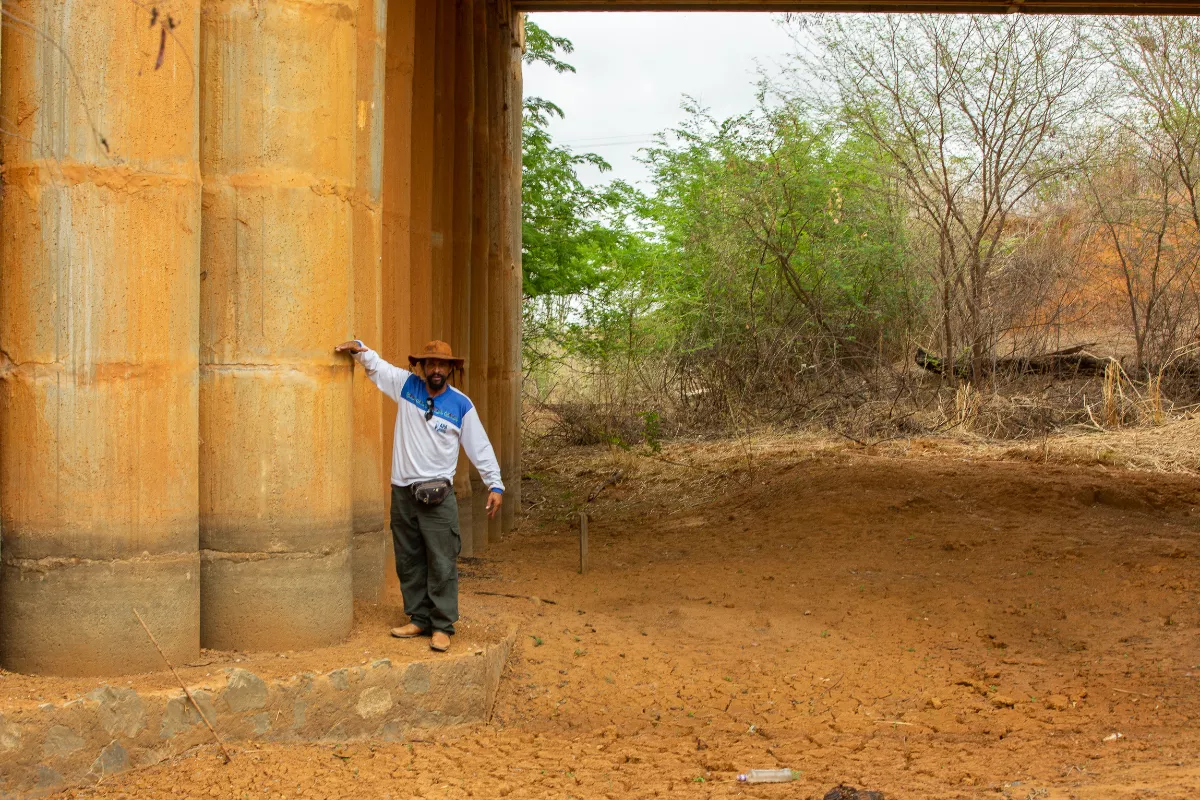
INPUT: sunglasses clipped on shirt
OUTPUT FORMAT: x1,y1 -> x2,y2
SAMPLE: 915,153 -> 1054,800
425,397 -> 434,421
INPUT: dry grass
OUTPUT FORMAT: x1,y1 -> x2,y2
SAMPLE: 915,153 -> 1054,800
523,416 -> 1200,522
859,414 -> 1200,475
999,416 -> 1200,474
521,428 -> 855,526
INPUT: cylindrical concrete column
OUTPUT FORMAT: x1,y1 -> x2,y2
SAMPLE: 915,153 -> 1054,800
410,0 -> 437,350
485,0 -> 507,545
502,4 -> 523,534
511,9 -> 525,522
451,0 -> 477,558
351,0 -> 390,603
0,0 -> 201,676
382,0 -> 419,594
468,0 -> 493,555
482,0 -> 511,542
199,0 -> 356,650
431,0 -> 457,344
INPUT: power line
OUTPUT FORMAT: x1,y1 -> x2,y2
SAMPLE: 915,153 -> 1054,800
561,132 -> 662,146
566,141 -> 658,150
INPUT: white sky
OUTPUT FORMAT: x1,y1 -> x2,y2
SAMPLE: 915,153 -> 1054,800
523,12 -> 798,189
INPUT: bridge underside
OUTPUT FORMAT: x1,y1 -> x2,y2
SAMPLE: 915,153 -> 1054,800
0,0 -> 1192,681
0,0 -> 524,677
514,1 -> 1198,13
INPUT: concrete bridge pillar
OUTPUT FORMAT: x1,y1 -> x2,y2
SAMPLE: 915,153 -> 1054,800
0,0 -> 202,675
0,0 -> 521,673
381,0 -> 416,583
451,0 -> 478,558
409,0 -> 436,357
469,0 -> 494,554
429,0 -> 478,557
431,1 -> 457,349
198,0 -> 356,650
485,0 -> 507,545
504,3 -> 524,532
351,0 -> 390,603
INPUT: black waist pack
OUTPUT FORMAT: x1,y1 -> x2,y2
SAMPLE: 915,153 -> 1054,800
411,478 -> 452,507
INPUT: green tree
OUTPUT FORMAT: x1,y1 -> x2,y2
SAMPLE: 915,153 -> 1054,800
810,15 -> 1099,381
521,21 -> 627,298
637,98 -> 918,399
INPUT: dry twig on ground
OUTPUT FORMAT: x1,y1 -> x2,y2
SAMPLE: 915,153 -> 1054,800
133,608 -> 232,764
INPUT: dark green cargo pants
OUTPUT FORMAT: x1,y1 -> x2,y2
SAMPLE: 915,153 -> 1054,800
391,484 -> 462,635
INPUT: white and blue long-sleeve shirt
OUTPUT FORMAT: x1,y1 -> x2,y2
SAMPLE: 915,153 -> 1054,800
354,345 -> 504,493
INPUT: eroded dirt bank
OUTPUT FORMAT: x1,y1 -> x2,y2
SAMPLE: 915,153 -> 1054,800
60,436 -> 1200,799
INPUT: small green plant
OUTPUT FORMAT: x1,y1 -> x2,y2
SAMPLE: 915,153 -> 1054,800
531,635 -> 544,647
821,630 -> 830,638
641,410 -> 663,452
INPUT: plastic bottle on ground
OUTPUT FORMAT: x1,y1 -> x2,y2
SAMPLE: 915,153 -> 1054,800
737,769 -> 800,783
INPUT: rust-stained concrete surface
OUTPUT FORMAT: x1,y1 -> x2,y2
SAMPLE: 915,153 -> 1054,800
0,0 -> 525,678
0,0 -> 202,676
351,0 -> 390,602
198,0 -> 357,651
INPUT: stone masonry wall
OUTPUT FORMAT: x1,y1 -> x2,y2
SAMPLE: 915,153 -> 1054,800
0,628 -> 514,799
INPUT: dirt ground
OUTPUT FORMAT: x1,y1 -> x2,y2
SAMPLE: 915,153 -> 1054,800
59,432 -> 1200,799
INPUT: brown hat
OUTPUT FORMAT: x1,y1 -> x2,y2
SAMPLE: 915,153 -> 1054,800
408,340 -> 465,367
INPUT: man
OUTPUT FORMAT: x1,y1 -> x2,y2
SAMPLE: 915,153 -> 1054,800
335,339 -> 503,653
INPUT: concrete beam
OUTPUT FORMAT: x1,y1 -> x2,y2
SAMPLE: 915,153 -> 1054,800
512,0 -> 1200,13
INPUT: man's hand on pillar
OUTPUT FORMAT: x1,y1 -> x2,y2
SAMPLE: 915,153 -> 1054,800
486,490 -> 503,519
334,340 -> 366,354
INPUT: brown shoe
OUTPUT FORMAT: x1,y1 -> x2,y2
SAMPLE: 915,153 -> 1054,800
390,623 -> 426,638
430,631 -> 451,652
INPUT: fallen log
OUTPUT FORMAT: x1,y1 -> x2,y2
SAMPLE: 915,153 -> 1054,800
915,345 -> 1111,378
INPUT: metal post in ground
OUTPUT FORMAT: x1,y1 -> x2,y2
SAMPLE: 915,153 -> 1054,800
579,512 -> 589,575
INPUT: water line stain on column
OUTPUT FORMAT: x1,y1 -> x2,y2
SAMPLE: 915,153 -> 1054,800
0,0 -> 202,677
198,0 -> 356,652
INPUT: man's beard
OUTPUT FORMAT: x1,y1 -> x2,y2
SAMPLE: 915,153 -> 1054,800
426,373 -> 447,390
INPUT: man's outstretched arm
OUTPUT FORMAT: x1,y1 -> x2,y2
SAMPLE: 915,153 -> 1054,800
459,406 -> 505,519
334,340 -> 411,403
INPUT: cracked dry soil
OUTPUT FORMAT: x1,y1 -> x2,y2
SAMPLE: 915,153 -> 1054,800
62,439 -> 1200,799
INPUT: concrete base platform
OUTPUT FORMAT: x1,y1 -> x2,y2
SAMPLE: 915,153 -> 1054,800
0,607 -> 516,799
